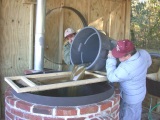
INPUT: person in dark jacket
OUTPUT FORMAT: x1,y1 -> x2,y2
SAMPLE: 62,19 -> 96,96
63,28 -> 76,70
106,39 -> 152,120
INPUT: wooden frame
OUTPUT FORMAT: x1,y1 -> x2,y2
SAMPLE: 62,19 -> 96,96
5,71 -> 106,93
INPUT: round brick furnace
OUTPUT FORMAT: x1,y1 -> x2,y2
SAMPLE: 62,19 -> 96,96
5,83 -> 120,120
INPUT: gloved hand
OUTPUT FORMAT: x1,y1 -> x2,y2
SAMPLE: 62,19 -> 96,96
64,41 -> 69,46
108,50 -> 113,58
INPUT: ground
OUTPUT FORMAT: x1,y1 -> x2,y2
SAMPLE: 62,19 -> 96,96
142,107 -> 160,120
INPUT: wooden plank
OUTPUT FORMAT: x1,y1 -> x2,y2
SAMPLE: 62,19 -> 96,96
93,71 -> 106,76
109,1 -> 125,40
58,1 -> 64,71
124,0 -> 131,39
7,71 -> 71,80
5,78 -> 20,92
45,0 -> 63,70
22,0 -> 37,4
147,68 -> 160,81
147,73 -> 158,81
14,76 -> 107,93
29,4 -> 35,69
85,71 -> 105,77
0,0 -> 32,117
21,76 -> 37,87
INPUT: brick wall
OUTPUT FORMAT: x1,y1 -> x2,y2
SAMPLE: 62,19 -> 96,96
5,87 -> 120,120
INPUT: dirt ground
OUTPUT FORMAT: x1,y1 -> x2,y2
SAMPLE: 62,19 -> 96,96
142,107 -> 160,120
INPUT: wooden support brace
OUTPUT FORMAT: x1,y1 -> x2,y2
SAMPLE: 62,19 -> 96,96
13,77 -> 106,93
21,76 -> 37,87
5,78 -> 20,92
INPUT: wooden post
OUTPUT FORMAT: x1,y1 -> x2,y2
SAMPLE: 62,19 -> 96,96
29,4 -> 34,69
23,0 -> 37,69
58,2 -> 64,71
124,0 -> 131,39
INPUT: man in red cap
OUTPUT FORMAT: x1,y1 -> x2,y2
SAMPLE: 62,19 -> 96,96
106,39 -> 152,120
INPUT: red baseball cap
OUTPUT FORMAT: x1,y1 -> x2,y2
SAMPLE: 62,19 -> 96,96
112,39 -> 135,58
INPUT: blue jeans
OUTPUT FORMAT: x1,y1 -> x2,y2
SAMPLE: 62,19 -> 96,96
119,99 -> 142,120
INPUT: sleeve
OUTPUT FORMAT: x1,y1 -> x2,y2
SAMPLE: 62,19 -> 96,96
106,57 -> 130,82
146,52 -> 152,68
63,43 -> 71,65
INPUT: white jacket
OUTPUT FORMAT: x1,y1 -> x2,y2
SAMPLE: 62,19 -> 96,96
106,50 -> 152,104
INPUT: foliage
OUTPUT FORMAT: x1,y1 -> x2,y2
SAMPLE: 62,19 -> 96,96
131,0 -> 160,51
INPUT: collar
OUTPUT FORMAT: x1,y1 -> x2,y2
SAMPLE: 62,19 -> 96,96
126,51 -> 139,62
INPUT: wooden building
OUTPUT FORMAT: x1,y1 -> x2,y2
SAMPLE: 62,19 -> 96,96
1,0 -> 159,119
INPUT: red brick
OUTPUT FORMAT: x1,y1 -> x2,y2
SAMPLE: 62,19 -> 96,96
111,104 -> 119,113
33,105 -> 53,115
114,115 -> 119,120
105,108 -> 111,114
79,105 -> 98,115
15,116 -> 25,120
5,110 -> 15,120
98,117 -> 106,120
5,97 -> 11,104
67,117 -> 86,120
94,113 -> 101,117
56,107 -> 77,116
111,112 -> 117,119
96,118 -> 102,120
5,89 -> 12,97
88,114 -> 94,118
24,113 -> 43,120
5,96 -> 12,103
5,103 -> 11,112
5,115 -> 11,120
10,108 -> 24,118
110,95 -> 120,105
43,117 -> 65,120
90,118 -> 99,120
116,107 -> 120,115
16,100 -> 32,112
115,94 -> 120,102
99,101 -> 112,111
6,96 -> 17,106
100,116 -> 111,120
